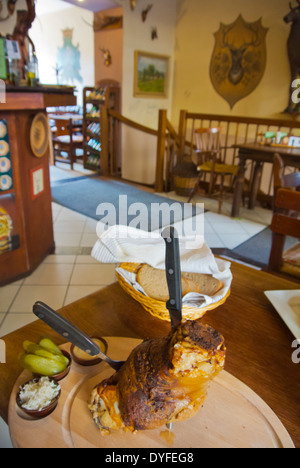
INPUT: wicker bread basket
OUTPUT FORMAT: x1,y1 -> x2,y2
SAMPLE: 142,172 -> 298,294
116,262 -> 231,322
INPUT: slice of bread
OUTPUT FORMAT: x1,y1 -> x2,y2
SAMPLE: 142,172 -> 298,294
182,272 -> 223,296
137,264 -> 191,302
136,264 -> 222,301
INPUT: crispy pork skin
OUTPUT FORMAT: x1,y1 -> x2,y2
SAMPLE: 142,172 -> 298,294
88,321 -> 226,434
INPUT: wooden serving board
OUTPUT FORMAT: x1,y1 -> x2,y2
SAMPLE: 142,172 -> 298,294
8,338 -> 295,449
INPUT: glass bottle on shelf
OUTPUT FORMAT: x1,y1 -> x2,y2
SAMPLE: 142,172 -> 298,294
8,59 -> 20,86
26,49 -> 39,86
32,51 -> 39,84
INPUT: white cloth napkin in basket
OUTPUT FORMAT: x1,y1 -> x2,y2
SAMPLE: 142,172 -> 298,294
92,226 -> 232,309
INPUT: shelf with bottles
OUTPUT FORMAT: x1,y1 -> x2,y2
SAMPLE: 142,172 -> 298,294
85,87 -> 106,104
85,153 -> 101,170
86,122 -> 100,139
83,84 -> 120,173
85,106 -> 101,120
86,137 -> 101,154
1,36 -> 40,88
85,121 -> 101,157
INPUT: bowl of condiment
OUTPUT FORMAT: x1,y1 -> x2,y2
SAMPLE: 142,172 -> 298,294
70,337 -> 108,366
16,377 -> 61,419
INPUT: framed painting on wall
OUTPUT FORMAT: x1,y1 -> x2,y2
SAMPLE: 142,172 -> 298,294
134,51 -> 170,98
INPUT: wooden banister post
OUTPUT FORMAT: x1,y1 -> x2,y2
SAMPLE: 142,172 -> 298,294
99,104 -> 109,176
178,109 -> 187,162
155,109 -> 167,192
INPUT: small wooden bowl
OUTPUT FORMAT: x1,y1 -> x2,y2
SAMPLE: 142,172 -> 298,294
33,350 -> 72,382
70,337 -> 108,367
16,378 -> 61,419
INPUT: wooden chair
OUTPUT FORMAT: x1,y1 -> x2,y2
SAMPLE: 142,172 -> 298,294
268,188 -> 300,278
188,127 -> 238,213
268,154 -> 300,278
52,118 -> 83,170
273,153 -> 300,207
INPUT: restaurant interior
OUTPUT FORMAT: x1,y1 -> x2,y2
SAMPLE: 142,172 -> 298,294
0,0 -> 299,449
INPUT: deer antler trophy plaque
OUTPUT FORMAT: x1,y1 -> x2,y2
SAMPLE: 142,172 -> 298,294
210,15 -> 268,109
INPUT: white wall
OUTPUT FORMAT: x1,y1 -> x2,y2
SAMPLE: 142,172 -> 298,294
30,1 -> 95,107
116,0 -> 177,185
172,0 -> 293,121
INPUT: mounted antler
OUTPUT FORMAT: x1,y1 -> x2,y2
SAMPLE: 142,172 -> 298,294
7,0 -> 18,15
99,47 -> 112,67
221,23 -> 261,49
243,25 -> 261,48
0,0 -> 18,21
130,0 -> 139,11
220,22 -> 262,86
83,13 -> 122,32
142,4 -> 153,22
289,0 -> 300,9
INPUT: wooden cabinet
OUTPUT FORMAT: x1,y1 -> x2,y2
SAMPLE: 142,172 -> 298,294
0,87 -> 76,286
83,84 -> 120,174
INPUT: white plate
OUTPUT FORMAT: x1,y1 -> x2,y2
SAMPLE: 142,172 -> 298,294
264,290 -> 300,338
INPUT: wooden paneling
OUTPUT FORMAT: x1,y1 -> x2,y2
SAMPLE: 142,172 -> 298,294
2,88 -> 76,111
0,89 -> 76,285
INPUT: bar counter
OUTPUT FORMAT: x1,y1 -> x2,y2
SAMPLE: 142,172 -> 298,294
0,85 -> 76,285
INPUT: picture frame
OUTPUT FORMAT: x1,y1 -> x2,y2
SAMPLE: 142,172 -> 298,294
134,51 -> 170,98
30,165 -> 45,200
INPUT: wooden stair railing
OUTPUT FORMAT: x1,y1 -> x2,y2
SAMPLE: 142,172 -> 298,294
155,109 -> 181,192
103,107 -> 179,192
104,107 -> 159,178
101,107 -> 300,198
175,110 -> 300,200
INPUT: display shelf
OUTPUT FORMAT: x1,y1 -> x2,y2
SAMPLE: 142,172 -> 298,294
84,143 -> 101,155
86,130 -> 100,139
85,115 -> 101,121
82,84 -> 120,174
0,188 -> 14,195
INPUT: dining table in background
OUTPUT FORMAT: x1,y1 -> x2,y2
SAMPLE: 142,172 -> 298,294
0,261 -> 299,448
48,113 -> 83,131
48,113 -> 83,123
231,143 -> 300,218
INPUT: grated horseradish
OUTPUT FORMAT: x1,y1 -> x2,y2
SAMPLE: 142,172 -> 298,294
19,377 -> 60,411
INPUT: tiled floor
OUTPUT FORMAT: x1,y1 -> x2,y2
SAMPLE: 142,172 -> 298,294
0,164 -> 271,447
0,204 -> 118,338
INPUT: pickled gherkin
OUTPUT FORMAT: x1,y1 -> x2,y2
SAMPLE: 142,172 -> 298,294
23,341 -> 69,366
38,338 -> 63,356
19,353 -> 67,376
19,338 -> 69,376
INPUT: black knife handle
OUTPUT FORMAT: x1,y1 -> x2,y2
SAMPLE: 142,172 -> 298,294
162,227 -> 182,328
33,301 -> 100,356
